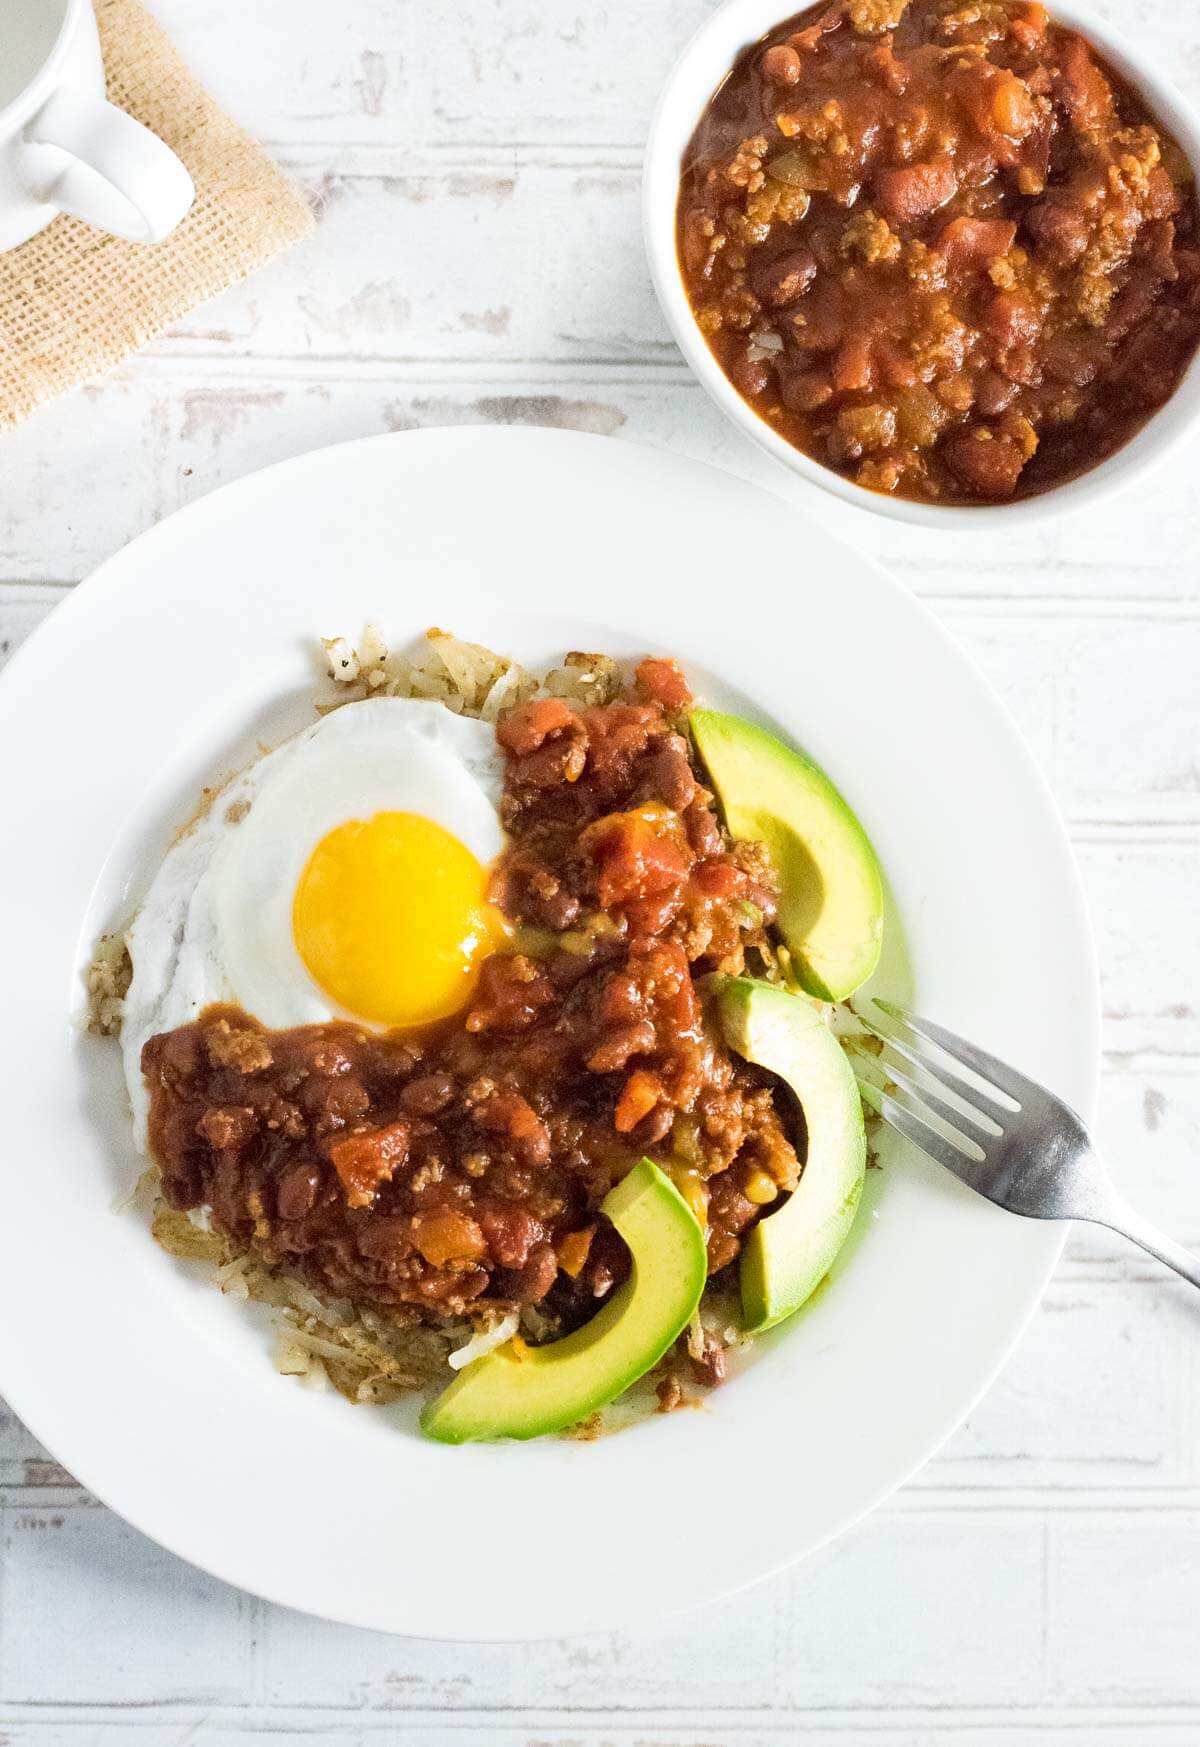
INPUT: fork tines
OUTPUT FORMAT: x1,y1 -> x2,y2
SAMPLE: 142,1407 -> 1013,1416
850,998 -> 1040,1178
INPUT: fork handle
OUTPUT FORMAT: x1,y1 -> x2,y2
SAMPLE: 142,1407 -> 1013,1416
1101,1200 -> 1200,1289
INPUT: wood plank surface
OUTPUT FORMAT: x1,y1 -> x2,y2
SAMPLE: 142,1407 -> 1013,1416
1,0 -> 1198,1735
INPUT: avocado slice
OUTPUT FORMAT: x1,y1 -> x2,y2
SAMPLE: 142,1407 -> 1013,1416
716,977 -> 866,1334
421,1158 -> 707,1443
690,708 -> 883,1002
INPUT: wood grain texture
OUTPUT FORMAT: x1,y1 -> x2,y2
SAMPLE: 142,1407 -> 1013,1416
1,0 -> 1199,1734
4,362 -> 1200,597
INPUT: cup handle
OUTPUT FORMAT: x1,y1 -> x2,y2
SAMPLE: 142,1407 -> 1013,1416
22,87 -> 194,243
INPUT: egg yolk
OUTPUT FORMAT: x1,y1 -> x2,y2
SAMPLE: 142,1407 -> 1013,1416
292,811 -> 506,1028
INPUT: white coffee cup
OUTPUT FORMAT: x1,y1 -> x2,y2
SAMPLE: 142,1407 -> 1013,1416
0,0 -> 194,251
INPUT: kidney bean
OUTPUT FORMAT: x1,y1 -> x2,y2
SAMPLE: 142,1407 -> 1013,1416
276,1161 -> 322,1221
400,1072 -> 456,1116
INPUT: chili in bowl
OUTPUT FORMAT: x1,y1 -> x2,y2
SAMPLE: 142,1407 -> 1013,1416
644,0 -> 1200,522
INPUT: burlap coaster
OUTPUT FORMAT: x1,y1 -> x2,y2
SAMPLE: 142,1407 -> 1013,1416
0,0 -> 314,430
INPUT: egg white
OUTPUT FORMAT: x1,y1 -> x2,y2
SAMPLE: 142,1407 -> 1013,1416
121,698 -> 505,1148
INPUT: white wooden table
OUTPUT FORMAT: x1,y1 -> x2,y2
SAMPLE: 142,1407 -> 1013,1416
2,0 -> 1199,1739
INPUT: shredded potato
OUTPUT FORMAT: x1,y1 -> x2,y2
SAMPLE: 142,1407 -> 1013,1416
321,625 -> 621,719
147,1183 -> 479,1403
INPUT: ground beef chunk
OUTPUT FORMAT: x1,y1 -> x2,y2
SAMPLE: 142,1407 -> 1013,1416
690,1332 -> 730,1388
204,1018 -> 272,1074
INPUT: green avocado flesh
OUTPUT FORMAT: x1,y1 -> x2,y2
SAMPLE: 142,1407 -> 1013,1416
716,978 -> 866,1335
690,708 -> 883,1003
421,1158 -> 707,1444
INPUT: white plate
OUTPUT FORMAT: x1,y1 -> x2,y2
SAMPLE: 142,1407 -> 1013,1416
0,427 -> 1098,1640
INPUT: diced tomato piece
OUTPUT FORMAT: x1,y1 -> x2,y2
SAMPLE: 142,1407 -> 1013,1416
832,333 -> 875,394
621,889 -> 685,937
472,1089 -> 552,1165
691,857 -> 746,898
582,810 -> 692,908
1057,34 -> 1113,131
328,1119 -> 410,1209
877,157 -> 957,222
1009,2 -> 1048,50
635,657 -> 693,712
600,827 -> 689,908
938,217 -> 1018,273
614,1068 -> 662,1134
865,38 -> 907,96
496,696 -> 576,756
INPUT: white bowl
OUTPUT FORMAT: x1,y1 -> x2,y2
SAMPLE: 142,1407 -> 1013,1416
644,0 -> 1200,527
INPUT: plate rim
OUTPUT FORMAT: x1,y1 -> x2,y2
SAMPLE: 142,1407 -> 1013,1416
0,425 -> 1100,1639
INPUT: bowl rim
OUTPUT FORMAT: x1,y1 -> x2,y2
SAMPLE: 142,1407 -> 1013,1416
642,0 -> 1200,527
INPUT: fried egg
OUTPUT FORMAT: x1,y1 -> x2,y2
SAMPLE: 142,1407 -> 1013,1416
122,698 -> 507,1145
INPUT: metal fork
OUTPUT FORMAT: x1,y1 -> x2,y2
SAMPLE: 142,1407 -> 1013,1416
853,998 -> 1200,1290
